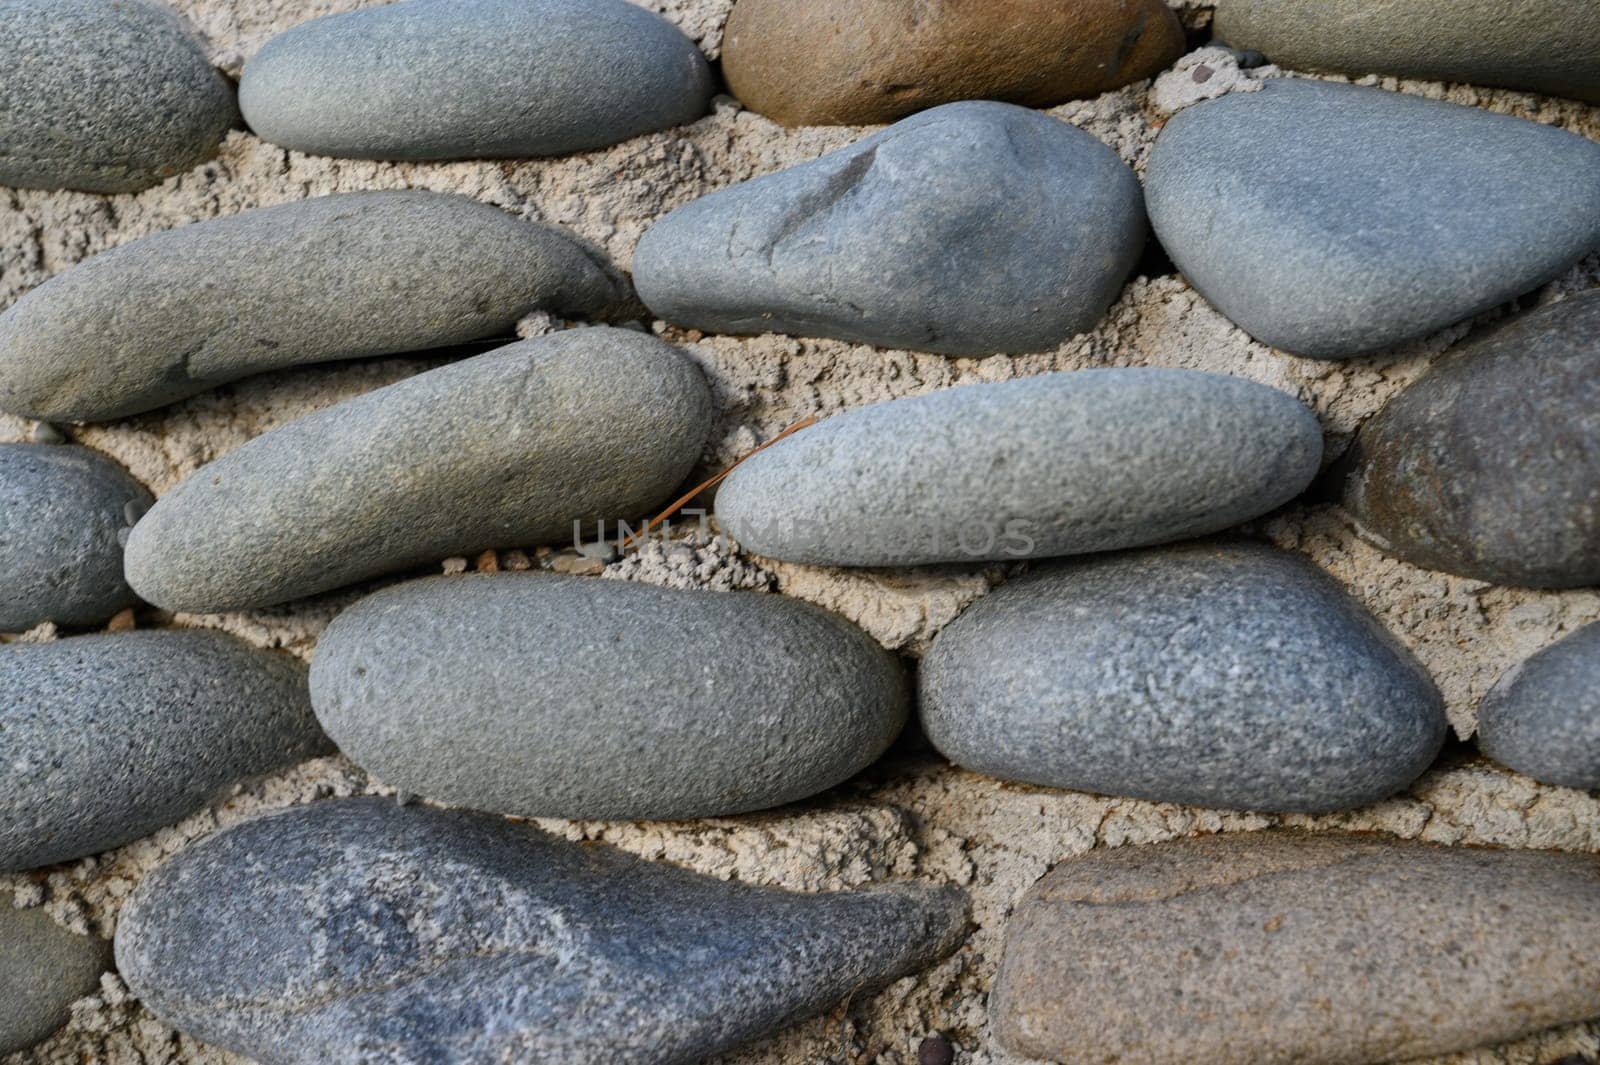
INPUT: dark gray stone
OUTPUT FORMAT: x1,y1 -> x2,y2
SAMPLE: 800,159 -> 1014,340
115,797 -> 969,1065
1343,292 -> 1600,587
239,0 -> 713,161
993,832 -> 1600,1064
125,329 -> 713,613
1479,622 -> 1600,789
0,0 -> 235,193
0,191 -> 623,422
311,574 -> 908,820
634,101 -> 1146,356
0,631 -> 328,872
1215,0 -> 1600,104
1146,80 -> 1600,358
920,541 -> 1446,813
715,369 -> 1322,567
0,906 -> 111,1055
0,444 -> 151,631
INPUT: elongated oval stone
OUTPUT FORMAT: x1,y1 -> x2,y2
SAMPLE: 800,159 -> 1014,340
994,833 -> 1600,1065
1343,292 -> 1600,587
311,574 -> 908,820
0,907 -> 110,1055
117,798 -> 968,1065
1479,622 -> 1600,789
1216,0 -> 1600,105
0,444 -> 151,632
715,369 -> 1322,567
125,329 -> 713,613
0,0 -> 235,193
0,631 -> 328,872
240,0 -> 713,161
921,542 -> 1446,813
1146,80 -> 1600,358
634,102 -> 1147,356
0,191 -> 623,423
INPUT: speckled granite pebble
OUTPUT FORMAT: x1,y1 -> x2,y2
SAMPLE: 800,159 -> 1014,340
0,905 -> 111,1055
920,542 -> 1446,813
1479,622 -> 1600,789
994,832 -> 1600,1064
0,631 -> 328,872
116,797 -> 969,1065
0,444 -> 150,631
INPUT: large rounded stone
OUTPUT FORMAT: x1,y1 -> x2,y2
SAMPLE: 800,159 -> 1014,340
1479,622 -> 1600,789
1343,292 -> 1600,587
1216,0 -> 1600,105
722,0 -> 1183,126
634,102 -> 1146,356
1146,80 -> 1600,358
116,798 -> 968,1065
993,832 -> 1600,1064
0,631 -> 328,872
240,0 -> 713,161
716,369 -> 1322,567
0,444 -> 151,631
920,542 -> 1446,813
125,329 -> 714,613
0,191 -> 623,423
311,574 -> 907,820
0,0 -> 236,193
0,906 -> 110,1055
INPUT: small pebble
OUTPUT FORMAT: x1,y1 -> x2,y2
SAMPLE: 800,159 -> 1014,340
918,1034 -> 956,1065
29,423 -> 64,445
1192,63 -> 1215,82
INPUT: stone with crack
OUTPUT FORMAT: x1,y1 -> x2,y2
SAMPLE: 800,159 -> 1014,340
633,101 -> 1147,356
115,797 -> 970,1065
1479,621 -> 1600,789
0,904 -> 112,1055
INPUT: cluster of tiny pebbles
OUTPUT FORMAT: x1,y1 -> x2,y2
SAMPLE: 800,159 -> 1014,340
1,0 -> 1598,1062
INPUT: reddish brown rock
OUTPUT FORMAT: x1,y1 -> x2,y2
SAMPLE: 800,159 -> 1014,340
722,0 -> 1185,126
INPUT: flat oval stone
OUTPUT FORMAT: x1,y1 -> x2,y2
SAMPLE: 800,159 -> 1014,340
1479,622 -> 1600,789
1216,0 -> 1600,105
1146,80 -> 1600,358
716,369 -> 1322,567
116,798 -> 968,1065
920,542 -> 1446,813
722,0 -> 1183,126
125,329 -> 713,613
1343,292 -> 1600,587
0,631 -> 328,872
0,191 -> 623,423
240,0 -> 713,161
993,832 -> 1600,1064
0,906 -> 110,1055
311,574 -> 908,820
0,0 -> 235,193
0,444 -> 151,631
634,102 -> 1147,356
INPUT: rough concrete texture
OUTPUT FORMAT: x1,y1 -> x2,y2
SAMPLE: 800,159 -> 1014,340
3,1 -> 1600,1062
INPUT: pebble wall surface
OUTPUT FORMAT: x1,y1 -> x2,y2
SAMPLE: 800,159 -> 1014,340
3,1 -> 1600,1064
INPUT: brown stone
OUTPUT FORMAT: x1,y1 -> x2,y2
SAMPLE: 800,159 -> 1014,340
722,0 -> 1185,126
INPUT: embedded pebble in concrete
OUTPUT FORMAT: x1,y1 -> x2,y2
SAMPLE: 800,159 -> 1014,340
0,905 -> 111,1055
240,0 -> 713,161
1479,622 -> 1600,789
0,191 -> 623,423
0,631 -> 328,872
1215,0 -> 1600,105
920,542 -> 1446,813
1343,292 -> 1600,587
0,444 -> 151,632
634,102 -> 1146,356
125,329 -> 713,613
312,574 -> 907,820
721,0 -> 1183,126
0,0 -> 235,193
993,832 -> 1600,1065
116,797 -> 969,1065
1145,79 -> 1600,358
715,370 -> 1322,567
